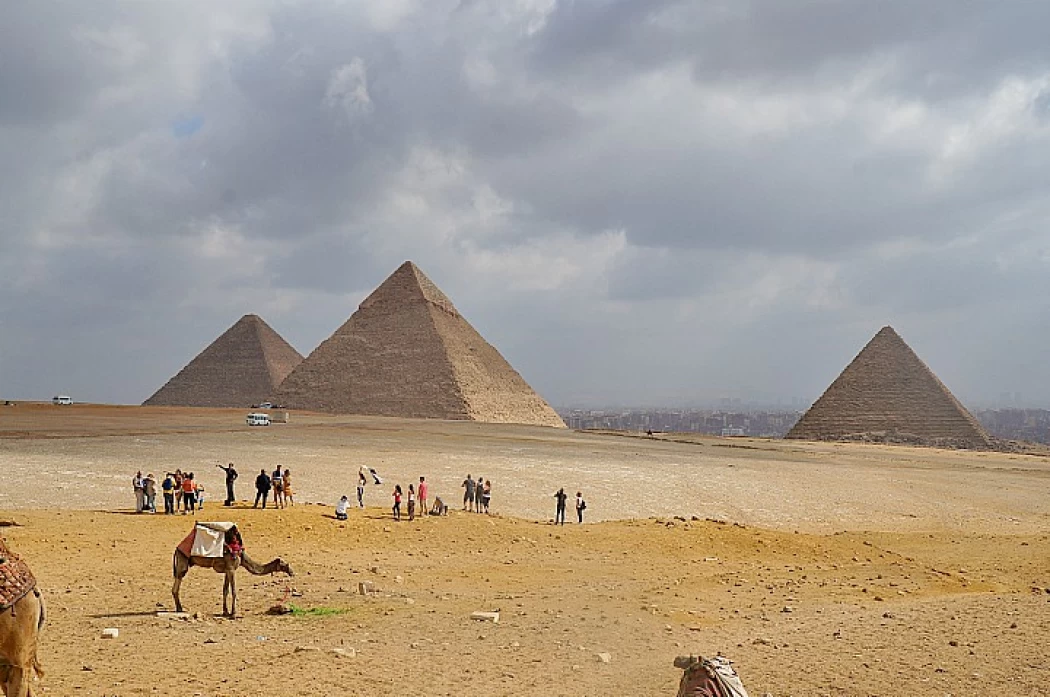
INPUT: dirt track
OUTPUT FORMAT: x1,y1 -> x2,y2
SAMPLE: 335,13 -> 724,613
1,405 -> 1049,695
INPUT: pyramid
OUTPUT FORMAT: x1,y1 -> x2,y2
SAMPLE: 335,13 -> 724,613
144,314 -> 303,408
271,261 -> 565,427
786,326 -> 991,449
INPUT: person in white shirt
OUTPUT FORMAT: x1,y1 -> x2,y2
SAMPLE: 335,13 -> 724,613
335,495 -> 350,520
576,491 -> 586,524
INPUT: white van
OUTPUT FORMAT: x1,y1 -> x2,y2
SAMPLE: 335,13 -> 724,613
52,396 -> 72,405
246,413 -> 271,426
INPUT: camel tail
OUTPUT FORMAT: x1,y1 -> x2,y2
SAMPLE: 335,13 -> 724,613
33,590 -> 45,678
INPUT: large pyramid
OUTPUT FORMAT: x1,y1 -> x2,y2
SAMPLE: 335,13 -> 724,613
786,326 -> 991,449
144,314 -> 303,408
271,261 -> 565,427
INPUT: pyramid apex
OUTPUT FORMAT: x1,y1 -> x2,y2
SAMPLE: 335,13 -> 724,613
360,261 -> 458,315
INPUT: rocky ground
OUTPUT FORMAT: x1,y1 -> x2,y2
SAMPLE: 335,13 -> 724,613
0,404 -> 1048,695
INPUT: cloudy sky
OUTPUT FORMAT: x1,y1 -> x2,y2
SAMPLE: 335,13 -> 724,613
2,1 -> 1049,409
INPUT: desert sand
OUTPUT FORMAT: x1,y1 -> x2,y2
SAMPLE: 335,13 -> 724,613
1,404 -> 1049,696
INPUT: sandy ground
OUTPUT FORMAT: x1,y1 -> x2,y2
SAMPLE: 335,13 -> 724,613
0,404 -> 1049,696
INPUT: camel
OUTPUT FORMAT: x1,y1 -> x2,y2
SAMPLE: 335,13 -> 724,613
172,532 -> 292,618
0,538 -> 44,697
674,655 -> 750,697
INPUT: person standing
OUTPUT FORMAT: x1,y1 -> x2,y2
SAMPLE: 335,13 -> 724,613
217,463 -> 238,506
475,476 -> 484,513
271,467 -> 284,509
392,485 -> 403,521
554,488 -> 567,525
407,484 -> 416,522
181,473 -> 197,514
173,470 -> 184,512
482,479 -> 492,515
254,469 -> 271,509
133,471 -> 145,513
144,473 -> 157,513
575,491 -> 586,524
283,468 -> 294,506
462,474 -> 475,511
357,472 -> 366,508
418,476 -> 428,514
162,473 -> 176,515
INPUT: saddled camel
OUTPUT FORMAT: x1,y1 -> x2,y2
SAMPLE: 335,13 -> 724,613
172,547 -> 292,618
674,655 -> 750,697
0,539 -> 45,697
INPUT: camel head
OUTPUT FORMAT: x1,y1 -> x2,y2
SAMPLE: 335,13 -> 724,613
277,558 -> 294,577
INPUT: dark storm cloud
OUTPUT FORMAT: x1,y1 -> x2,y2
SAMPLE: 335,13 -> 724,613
2,0 -> 1049,407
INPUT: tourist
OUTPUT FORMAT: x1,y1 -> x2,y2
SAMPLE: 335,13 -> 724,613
271,467 -> 284,509
182,472 -> 196,514
554,488 -> 567,525
216,463 -> 238,506
430,496 -> 448,516
174,470 -> 184,512
335,495 -> 350,520
196,482 -> 205,510
408,484 -> 416,521
482,479 -> 492,515
144,473 -> 157,513
576,491 -> 586,524
357,472 -> 366,508
392,485 -> 403,521
162,473 -> 176,515
133,471 -> 145,513
418,476 -> 428,514
462,474 -> 475,511
254,469 -> 271,509
475,476 -> 484,513
283,468 -> 294,506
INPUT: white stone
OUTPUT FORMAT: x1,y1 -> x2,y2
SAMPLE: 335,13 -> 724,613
101,628 -> 119,639
597,652 -> 612,664
471,611 -> 500,623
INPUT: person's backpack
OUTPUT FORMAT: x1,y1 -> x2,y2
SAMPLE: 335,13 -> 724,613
581,500 -> 587,510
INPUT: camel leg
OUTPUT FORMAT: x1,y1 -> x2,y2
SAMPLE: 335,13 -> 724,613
222,574 -> 230,617
229,572 -> 237,617
172,576 -> 184,613
4,665 -> 32,697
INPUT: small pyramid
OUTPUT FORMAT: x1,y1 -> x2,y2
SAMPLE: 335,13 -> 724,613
144,314 -> 303,408
272,262 -> 565,427
786,326 -> 991,449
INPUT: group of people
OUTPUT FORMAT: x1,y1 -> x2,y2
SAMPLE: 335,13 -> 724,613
554,488 -> 586,524
391,476 -> 430,522
252,467 -> 294,509
460,474 -> 492,514
133,470 -> 205,514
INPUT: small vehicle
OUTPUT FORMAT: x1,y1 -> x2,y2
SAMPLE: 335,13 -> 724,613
258,402 -> 273,409
246,413 -> 271,426
52,395 -> 72,405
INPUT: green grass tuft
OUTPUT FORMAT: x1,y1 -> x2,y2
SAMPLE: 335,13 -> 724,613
287,604 -> 349,618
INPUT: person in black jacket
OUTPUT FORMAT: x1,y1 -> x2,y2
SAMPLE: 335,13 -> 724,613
217,463 -> 238,506
254,469 -> 271,509
554,488 -> 567,525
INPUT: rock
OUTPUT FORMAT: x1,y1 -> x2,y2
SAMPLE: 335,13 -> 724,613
471,611 -> 500,623
781,606 -> 793,613
404,598 -> 415,605
597,652 -> 612,663
294,645 -> 321,653
395,575 -> 404,584
82,665 -> 94,672
331,647 -> 356,658
358,581 -> 375,596
100,628 -> 119,639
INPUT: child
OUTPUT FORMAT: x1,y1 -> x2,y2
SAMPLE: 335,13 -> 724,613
195,483 -> 205,510
392,485 -> 402,521
407,484 -> 416,522
283,468 -> 294,506
335,495 -> 350,520
357,472 -> 366,508
576,491 -> 586,523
